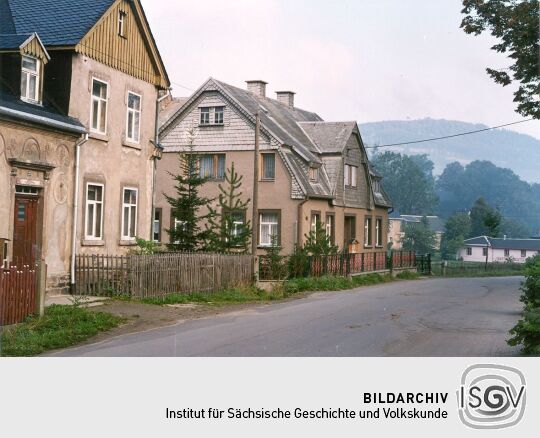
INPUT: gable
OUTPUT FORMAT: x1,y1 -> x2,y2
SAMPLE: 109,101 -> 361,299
75,0 -> 168,88
160,90 -> 273,152
20,34 -> 50,64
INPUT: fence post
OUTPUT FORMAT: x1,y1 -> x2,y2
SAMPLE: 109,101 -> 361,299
35,260 -> 47,317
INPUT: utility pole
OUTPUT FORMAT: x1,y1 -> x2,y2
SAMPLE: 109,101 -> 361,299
251,111 -> 260,277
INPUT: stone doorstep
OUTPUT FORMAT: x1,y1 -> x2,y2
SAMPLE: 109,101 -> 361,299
45,295 -> 111,308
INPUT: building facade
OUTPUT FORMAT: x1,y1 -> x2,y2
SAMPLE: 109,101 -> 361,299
459,236 -> 540,263
157,78 -> 392,255
0,0 -> 169,292
388,215 -> 444,250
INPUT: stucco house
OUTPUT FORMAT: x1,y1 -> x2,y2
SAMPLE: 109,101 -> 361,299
157,78 -> 392,255
0,0 -> 169,292
459,236 -> 540,263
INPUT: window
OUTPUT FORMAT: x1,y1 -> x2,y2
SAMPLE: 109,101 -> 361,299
172,217 -> 186,244
482,247 -> 488,257
521,250 -> 527,258
85,183 -> 104,240
118,11 -> 126,37
309,167 -> 319,182
466,247 -> 472,256
375,218 -> 383,247
121,188 -> 138,240
310,212 -> 321,234
344,216 -> 356,245
262,153 -> 275,180
225,210 -> 246,241
199,154 -> 225,179
325,214 -> 335,245
364,217 -> 373,247
21,55 -> 40,103
259,211 -> 279,246
126,92 -> 141,143
199,106 -> 224,125
91,79 -> 108,133
344,164 -> 357,187
153,209 -> 162,242
504,249 -> 510,257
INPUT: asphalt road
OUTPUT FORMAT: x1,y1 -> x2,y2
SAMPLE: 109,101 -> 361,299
53,276 -> 523,357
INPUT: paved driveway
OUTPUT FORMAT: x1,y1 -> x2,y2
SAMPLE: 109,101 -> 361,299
52,276 -> 523,357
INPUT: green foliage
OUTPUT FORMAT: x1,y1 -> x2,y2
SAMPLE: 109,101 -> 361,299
303,222 -> 338,257
205,163 -> 252,253
470,197 -> 501,237
260,235 -> 288,280
508,254 -> 540,355
395,271 -> 420,280
165,131 -> 215,251
401,216 -> 437,254
282,273 -> 395,294
461,0 -> 540,119
0,305 -> 123,356
441,213 -> 471,259
287,245 -> 310,278
370,151 -> 438,215
131,237 -> 159,255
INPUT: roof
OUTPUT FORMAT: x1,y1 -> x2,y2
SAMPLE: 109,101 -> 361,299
0,0 -> 115,46
298,121 -> 356,153
398,215 -> 445,233
158,96 -> 188,129
0,32 -> 31,49
464,236 -> 540,251
0,90 -> 85,133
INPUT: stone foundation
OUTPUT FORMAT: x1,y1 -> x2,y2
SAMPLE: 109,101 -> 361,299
46,273 -> 71,296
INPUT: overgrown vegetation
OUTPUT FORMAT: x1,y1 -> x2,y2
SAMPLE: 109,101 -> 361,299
508,255 -> 540,355
0,305 -> 123,356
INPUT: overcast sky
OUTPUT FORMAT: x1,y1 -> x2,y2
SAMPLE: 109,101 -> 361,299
143,0 -> 540,140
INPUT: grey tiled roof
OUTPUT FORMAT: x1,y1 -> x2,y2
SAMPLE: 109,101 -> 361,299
0,90 -> 85,133
465,236 -> 540,251
0,32 -> 31,49
1,0 -> 115,46
298,121 -> 356,153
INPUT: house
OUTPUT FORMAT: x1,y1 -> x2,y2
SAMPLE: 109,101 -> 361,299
156,78 -> 392,255
0,0 -> 169,293
388,215 -> 444,250
459,236 -> 540,263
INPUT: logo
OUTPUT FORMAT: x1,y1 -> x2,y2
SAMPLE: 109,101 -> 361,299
458,364 -> 526,429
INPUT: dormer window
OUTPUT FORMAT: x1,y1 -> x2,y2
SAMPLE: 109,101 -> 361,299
309,167 -> 319,182
200,106 -> 225,125
118,11 -> 127,37
21,55 -> 40,103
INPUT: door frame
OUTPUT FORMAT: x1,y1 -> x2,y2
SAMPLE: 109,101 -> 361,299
12,185 -> 44,265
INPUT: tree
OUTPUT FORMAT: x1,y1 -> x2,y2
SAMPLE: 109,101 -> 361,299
303,222 -> 338,257
440,213 -> 471,260
205,163 -> 252,253
165,131 -> 215,251
470,197 -> 501,237
370,151 -> 438,215
401,216 -> 437,255
461,0 -> 540,119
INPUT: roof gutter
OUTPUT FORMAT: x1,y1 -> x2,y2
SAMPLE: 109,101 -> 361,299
0,106 -> 86,134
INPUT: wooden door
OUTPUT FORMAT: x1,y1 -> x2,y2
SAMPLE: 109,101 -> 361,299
13,195 -> 39,265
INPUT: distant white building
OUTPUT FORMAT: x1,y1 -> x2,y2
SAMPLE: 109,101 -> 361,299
459,236 -> 540,263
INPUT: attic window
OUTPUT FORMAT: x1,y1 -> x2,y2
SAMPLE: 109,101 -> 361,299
118,11 -> 127,37
309,167 -> 319,182
200,106 -> 224,125
20,55 -> 40,104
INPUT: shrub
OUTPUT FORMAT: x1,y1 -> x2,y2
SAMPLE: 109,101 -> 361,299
519,254 -> 540,310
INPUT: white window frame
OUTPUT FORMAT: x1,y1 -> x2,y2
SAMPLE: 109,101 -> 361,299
153,208 -> 161,243
466,247 -> 472,256
230,211 -> 245,238
121,187 -> 138,241
118,11 -> 126,37
259,212 -> 279,247
375,218 -> 383,247
200,107 -> 210,125
126,91 -> 142,143
214,106 -> 224,124
350,165 -> 357,187
90,78 -> 109,134
364,217 -> 373,247
21,55 -> 40,103
172,217 -> 186,244
261,153 -> 276,180
344,164 -> 358,187
85,183 -> 104,240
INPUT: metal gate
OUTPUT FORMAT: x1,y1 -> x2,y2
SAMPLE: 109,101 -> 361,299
415,253 -> 432,275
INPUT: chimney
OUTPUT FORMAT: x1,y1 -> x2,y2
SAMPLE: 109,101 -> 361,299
246,80 -> 268,97
276,91 -> 295,108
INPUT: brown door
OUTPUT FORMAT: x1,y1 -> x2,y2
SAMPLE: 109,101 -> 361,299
13,195 -> 40,264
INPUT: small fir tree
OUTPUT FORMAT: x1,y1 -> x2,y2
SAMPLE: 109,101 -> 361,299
205,163 -> 252,253
165,130 -> 215,251
303,221 -> 338,257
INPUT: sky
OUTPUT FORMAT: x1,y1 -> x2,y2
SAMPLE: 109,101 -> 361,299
143,0 -> 540,140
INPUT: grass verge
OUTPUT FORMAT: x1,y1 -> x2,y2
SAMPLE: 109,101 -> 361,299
143,272 -> 421,305
0,305 -> 124,357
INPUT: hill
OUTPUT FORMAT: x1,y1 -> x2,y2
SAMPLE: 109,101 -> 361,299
360,118 -> 540,183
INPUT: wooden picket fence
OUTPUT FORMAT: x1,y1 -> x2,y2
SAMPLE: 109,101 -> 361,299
0,264 -> 38,326
75,252 -> 253,298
